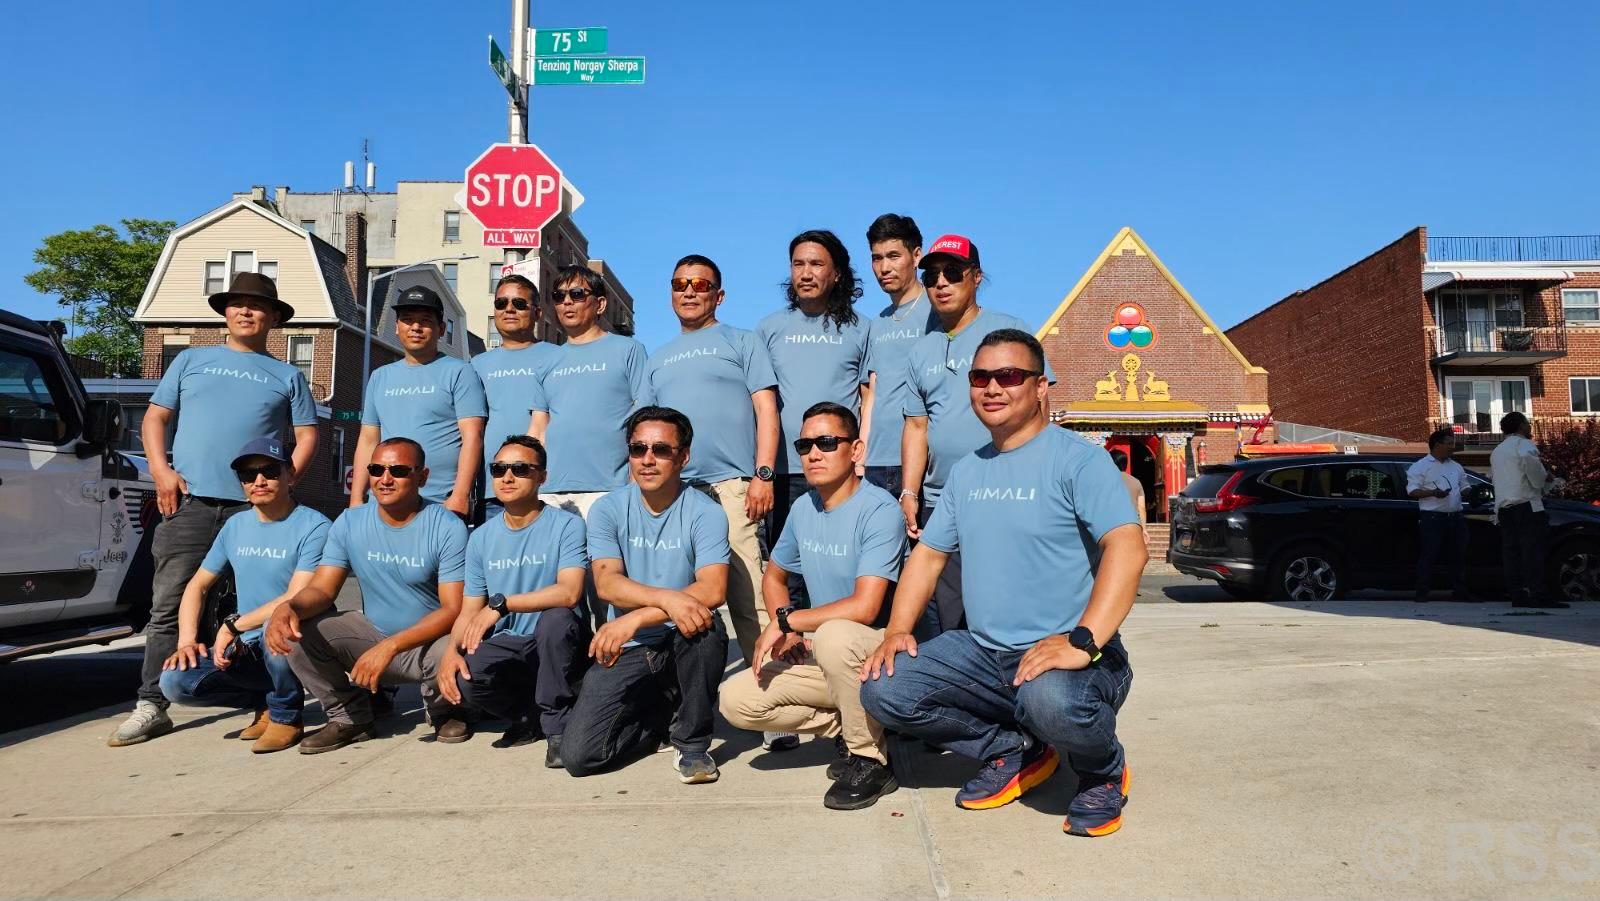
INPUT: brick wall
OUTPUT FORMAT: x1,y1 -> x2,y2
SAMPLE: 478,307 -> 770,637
1527,272 -> 1600,419
1227,228 -> 1431,440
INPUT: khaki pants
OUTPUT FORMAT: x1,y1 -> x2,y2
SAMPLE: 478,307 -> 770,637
692,478 -> 765,666
718,619 -> 886,764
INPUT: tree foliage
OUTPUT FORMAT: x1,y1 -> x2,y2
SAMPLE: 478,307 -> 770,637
24,218 -> 174,376
1543,418 -> 1600,504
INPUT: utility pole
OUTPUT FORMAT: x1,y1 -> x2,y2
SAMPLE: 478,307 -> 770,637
506,0 -> 531,268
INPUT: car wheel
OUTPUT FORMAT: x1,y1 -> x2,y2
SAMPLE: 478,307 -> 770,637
1550,540 -> 1600,603
1270,546 -> 1346,603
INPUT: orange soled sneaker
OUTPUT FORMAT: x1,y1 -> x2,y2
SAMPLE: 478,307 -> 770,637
955,741 -> 1059,810
1064,765 -> 1132,837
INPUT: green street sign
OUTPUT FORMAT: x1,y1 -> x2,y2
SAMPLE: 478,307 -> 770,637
533,55 -> 646,86
487,36 -> 520,101
331,410 -> 361,422
533,27 -> 608,56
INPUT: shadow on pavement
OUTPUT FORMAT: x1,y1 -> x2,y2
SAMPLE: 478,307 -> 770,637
0,642 -> 142,738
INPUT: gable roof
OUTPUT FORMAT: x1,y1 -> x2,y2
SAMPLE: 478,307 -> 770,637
1036,227 -> 1265,375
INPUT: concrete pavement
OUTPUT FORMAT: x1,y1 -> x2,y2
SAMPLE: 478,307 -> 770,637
2,597 -> 1598,899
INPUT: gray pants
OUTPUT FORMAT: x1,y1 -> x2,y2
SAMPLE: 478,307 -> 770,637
139,495 -> 248,706
287,610 -> 453,725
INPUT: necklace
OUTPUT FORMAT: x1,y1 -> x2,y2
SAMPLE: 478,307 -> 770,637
890,293 -> 923,323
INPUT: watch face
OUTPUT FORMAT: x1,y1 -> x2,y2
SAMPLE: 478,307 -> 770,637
756,466 -> 775,481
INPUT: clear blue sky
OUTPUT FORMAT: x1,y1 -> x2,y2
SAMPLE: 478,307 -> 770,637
5,0 -> 1598,350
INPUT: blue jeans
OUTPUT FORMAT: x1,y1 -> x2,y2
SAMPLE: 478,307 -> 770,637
863,466 -> 903,499
861,630 -> 1132,780
159,633 -> 303,725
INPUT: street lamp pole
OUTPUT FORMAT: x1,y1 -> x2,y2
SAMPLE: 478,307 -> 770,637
359,254 -> 479,407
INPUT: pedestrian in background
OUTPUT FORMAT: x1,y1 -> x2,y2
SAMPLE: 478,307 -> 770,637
1406,428 -> 1468,602
1489,412 -> 1568,609
1108,448 -> 1146,530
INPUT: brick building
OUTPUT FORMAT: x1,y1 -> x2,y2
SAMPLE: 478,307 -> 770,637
1227,228 -> 1600,449
1036,228 -> 1271,522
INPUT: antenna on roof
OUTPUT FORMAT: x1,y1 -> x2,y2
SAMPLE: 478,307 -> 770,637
343,161 -> 355,189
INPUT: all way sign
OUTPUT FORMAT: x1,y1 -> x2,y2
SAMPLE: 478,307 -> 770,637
534,55 -> 646,85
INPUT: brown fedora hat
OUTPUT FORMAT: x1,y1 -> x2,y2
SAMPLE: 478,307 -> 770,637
208,271 -> 296,324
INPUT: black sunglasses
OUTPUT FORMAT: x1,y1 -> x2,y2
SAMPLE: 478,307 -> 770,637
793,435 -> 854,455
920,263 -> 970,288
366,463 -> 416,478
234,463 -> 283,483
493,296 -> 532,311
489,461 -> 544,478
967,367 -> 1042,388
552,287 -> 594,303
627,441 -> 680,459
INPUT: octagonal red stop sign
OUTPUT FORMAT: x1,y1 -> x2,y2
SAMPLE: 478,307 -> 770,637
464,143 -> 564,247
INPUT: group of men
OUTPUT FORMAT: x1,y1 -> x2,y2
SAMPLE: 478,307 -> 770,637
109,214 -> 1147,837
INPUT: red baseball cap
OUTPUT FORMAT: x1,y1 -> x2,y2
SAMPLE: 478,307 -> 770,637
918,234 -> 980,267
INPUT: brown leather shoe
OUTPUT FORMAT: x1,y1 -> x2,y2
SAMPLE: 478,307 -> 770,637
238,709 -> 271,741
435,718 -> 472,744
251,721 -> 303,754
299,720 -> 374,755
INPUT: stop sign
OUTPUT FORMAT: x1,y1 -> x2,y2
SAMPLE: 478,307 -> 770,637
464,143 -> 564,247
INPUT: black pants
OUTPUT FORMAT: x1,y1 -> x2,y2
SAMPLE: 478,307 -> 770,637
1416,511 -> 1468,599
140,496 -> 248,706
765,475 -> 812,607
1499,503 -> 1549,601
917,504 -> 965,636
863,465 -> 903,500
456,606 -> 589,736
562,617 -> 728,776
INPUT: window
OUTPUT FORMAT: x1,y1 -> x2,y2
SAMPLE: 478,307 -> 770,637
1572,377 -> 1600,415
329,426 -> 345,476
443,211 -> 461,243
1565,289 -> 1599,324
0,348 -> 74,444
444,318 -> 457,345
204,261 -> 226,295
443,263 -> 458,294
1446,377 -> 1529,432
230,251 -> 255,278
287,335 -> 315,386
1437,289 -> 1524,352
389,219 -> 397,239
299,219 -> 317,236
257,261 -> 278,283
485,317 -> 503,349
1260,467 -> 1316,497
491,267 -> 501,296
160,344 -> 185,376
1325,464 -> 1399,501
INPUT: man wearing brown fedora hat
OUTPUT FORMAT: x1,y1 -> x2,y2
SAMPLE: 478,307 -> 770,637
111,271 -> 319,747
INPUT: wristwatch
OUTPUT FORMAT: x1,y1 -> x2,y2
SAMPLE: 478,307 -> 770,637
1067,626 -> 1102,663
776,605 -> 797,634
754,465 -> 775,482
221,613 -> 243,636
487,593 -> 509,615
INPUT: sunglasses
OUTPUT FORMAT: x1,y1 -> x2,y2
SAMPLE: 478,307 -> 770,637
967,367 -> 1042,388
793,435 -> 854,455
489,461 -> 544,478
234,463 -> 283,483
627,442 -> 680,459
920,263 -> 970,288
670,277 -> 718,293
551,287 -> 594,304
366,463 -> 416,478
493,296 -> 532,311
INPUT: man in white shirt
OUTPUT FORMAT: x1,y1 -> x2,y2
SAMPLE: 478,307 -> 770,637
1406,428 -> 1468,602
1488,412 -> 1567,609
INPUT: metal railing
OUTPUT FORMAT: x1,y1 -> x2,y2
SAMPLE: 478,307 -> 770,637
1430,416 -> 1582,445
1428,323 -> 1567,358
1427,235 -> 1600,263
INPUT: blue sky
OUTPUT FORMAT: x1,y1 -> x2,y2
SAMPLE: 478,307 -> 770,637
5,0 -> 1598,350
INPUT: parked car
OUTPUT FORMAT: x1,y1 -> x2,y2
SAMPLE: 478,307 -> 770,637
1,308 -> 159,662
1168,453 -> 1600,603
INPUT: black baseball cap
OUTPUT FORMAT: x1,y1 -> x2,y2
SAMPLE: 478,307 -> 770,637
231,435 -> 292,470
393,285 -> 444,315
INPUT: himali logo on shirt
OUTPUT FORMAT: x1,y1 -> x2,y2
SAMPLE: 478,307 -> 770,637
925,355 -> 974,378
627,535 -> 682,551
801,538 -> 851,557
201,366 -> 271,384
875,328 -> 920,344
549,363 -> 607,378
484,367 -> 541,381
384,385 -> 437,397
234,546 -> 288,560
486,554 -> 548,570
784,334 -> 844,345
967,486 -> 1038,503
367,550 -> 425,567
660,347 -> 719,367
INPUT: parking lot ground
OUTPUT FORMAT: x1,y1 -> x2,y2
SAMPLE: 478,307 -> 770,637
2,594 -> 1598,900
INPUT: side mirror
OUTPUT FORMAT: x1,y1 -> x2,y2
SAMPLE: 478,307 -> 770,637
82,399 -> 124,448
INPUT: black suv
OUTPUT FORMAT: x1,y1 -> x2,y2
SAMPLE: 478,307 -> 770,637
1168,454 -> 1600,603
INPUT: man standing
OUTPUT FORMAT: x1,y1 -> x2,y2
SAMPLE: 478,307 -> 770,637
266,438 -> 471,752
472,275 -> 559,491
352,285 -> 487,518
642,254 -> 779,668
436,436 -> 589,763
159,437 -> 330,753
529,265 -> 648,521
1109,449 -> 1147,530
111,271 -> 318,747
720,403 -> 906,810
861,214 -> 939,498
861,330 -> 1146,838
1407,428 -> 1469,602
900,235 -> 1054,633
562,407 -> 731,784
1490,412 -> 1567,609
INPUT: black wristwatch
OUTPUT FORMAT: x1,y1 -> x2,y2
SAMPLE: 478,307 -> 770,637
1067,626 -> 1102,663
487,593 -> 509,615
222,613 -> 243,636
754,465 -> 775,482
776,605 -> 797,634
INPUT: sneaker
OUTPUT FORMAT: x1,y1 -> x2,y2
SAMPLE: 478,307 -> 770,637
238,708 -> 271,741
107,701 -> 173,747
827,736 -> 850,780
824,755 -> 899,811
544,734 -> 564,769
955,741 -> 1059,810
299,720 -> 374,755
673,748 -> 720,784
762,731 -> 800,752
492,719 -> 539,750
1064,766 -> 1132,837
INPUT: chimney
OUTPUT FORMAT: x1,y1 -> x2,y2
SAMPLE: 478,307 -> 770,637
273,185 -> 289,210
249,185 -> 266,203
344,212 -> 368,312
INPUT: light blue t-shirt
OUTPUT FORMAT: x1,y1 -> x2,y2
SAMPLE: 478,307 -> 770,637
530,333 -> 648,493
920,427 -> 1138,652
321,502 -> 469,637
200,504 -> 330,639
150,345 -> 317,502
587,483 -> 730,647
472,343 -> 561,475
772,481 -> 905,625
642,323 -> 777,484
756,308 -> 871,472
863,295 -> 941,468
904,308 -> 1056,505
361,355 -> 488,503
464,506 -> 588,636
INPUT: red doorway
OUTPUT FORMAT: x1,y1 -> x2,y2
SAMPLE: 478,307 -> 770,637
1105,435 -> 1162,523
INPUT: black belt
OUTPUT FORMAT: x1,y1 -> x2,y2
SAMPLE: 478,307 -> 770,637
191,495 -> 246,507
